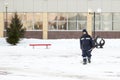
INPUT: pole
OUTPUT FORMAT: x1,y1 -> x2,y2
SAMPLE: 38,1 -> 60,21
93,12 -> 95,38
5,5 -> 8,37
5,6 -> 8,29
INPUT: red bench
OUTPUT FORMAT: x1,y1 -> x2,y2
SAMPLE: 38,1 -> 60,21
29,44 -> 52,49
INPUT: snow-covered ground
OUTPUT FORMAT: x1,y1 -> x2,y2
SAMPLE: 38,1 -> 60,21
0,38 -> 120,80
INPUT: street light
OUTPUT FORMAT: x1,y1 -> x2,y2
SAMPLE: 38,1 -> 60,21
88,9 -> 101,38
5,2 -> 8,29
93,12 -> 95,38
4,2 -> 8,37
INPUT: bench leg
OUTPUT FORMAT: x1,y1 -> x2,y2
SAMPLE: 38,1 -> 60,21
46,45 -> 48,49
33,46 -> 34,49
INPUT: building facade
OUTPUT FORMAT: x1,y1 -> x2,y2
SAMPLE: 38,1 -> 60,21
0,0 -> 120,39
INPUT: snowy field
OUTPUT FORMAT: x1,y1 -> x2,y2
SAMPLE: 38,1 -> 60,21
0,38 -> 120,80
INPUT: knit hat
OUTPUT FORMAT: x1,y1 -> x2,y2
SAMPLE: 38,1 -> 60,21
82,29 -> 87,32
82,29 -> 88,34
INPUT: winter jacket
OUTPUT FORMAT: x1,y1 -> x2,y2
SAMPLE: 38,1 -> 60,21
80,34 -> 94,50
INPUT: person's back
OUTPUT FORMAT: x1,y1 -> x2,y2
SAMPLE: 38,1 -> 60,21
80,33 -> 93,50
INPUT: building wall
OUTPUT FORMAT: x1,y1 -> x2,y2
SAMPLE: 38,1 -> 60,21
24,31 -> 120,39
48,31 -> 120,39
0,13 -> 4,37
1,0 -> 120,12
95,31 -> 120,38
24,31 -> 42,39
48,31 -> 82,39
1,0 -> 120,39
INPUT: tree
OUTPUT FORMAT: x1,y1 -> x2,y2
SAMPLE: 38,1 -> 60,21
6,12 -> 26,45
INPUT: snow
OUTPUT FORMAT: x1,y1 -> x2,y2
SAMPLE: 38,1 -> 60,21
0,38 -> 120,80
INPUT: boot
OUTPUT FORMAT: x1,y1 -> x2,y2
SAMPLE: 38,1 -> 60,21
83,58 -> 87,65
88,57 -> 91,63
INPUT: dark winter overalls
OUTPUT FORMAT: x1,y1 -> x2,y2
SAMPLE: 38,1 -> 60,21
80,31 -> 94,64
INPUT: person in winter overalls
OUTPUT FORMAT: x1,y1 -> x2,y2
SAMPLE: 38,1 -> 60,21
80,29 -> 95,64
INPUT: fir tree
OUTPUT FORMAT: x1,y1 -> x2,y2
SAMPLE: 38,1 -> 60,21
6,12 -> 26,45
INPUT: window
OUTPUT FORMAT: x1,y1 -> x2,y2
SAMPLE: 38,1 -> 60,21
113,13 -> 120,30
94,13 -> 101,31
48,12 -> 87,31
48,13 -> 58,30
68,13 -> 77,30
77,13 -> 87,30
101,13 -> 112,31
4,13 -> 13,28
48,13 -> 67,30
57,13 -> 67,30
5,12 -> 120,31
34,13 -> 43,30
9,12 -> 43,30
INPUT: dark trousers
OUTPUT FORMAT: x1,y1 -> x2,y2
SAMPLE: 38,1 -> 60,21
82,50 -> 92,58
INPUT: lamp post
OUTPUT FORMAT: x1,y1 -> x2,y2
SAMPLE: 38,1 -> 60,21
4,2 -> 8,37
93,12 -> 95,38
5,3 -> 8,29
88,9 -> 101,38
